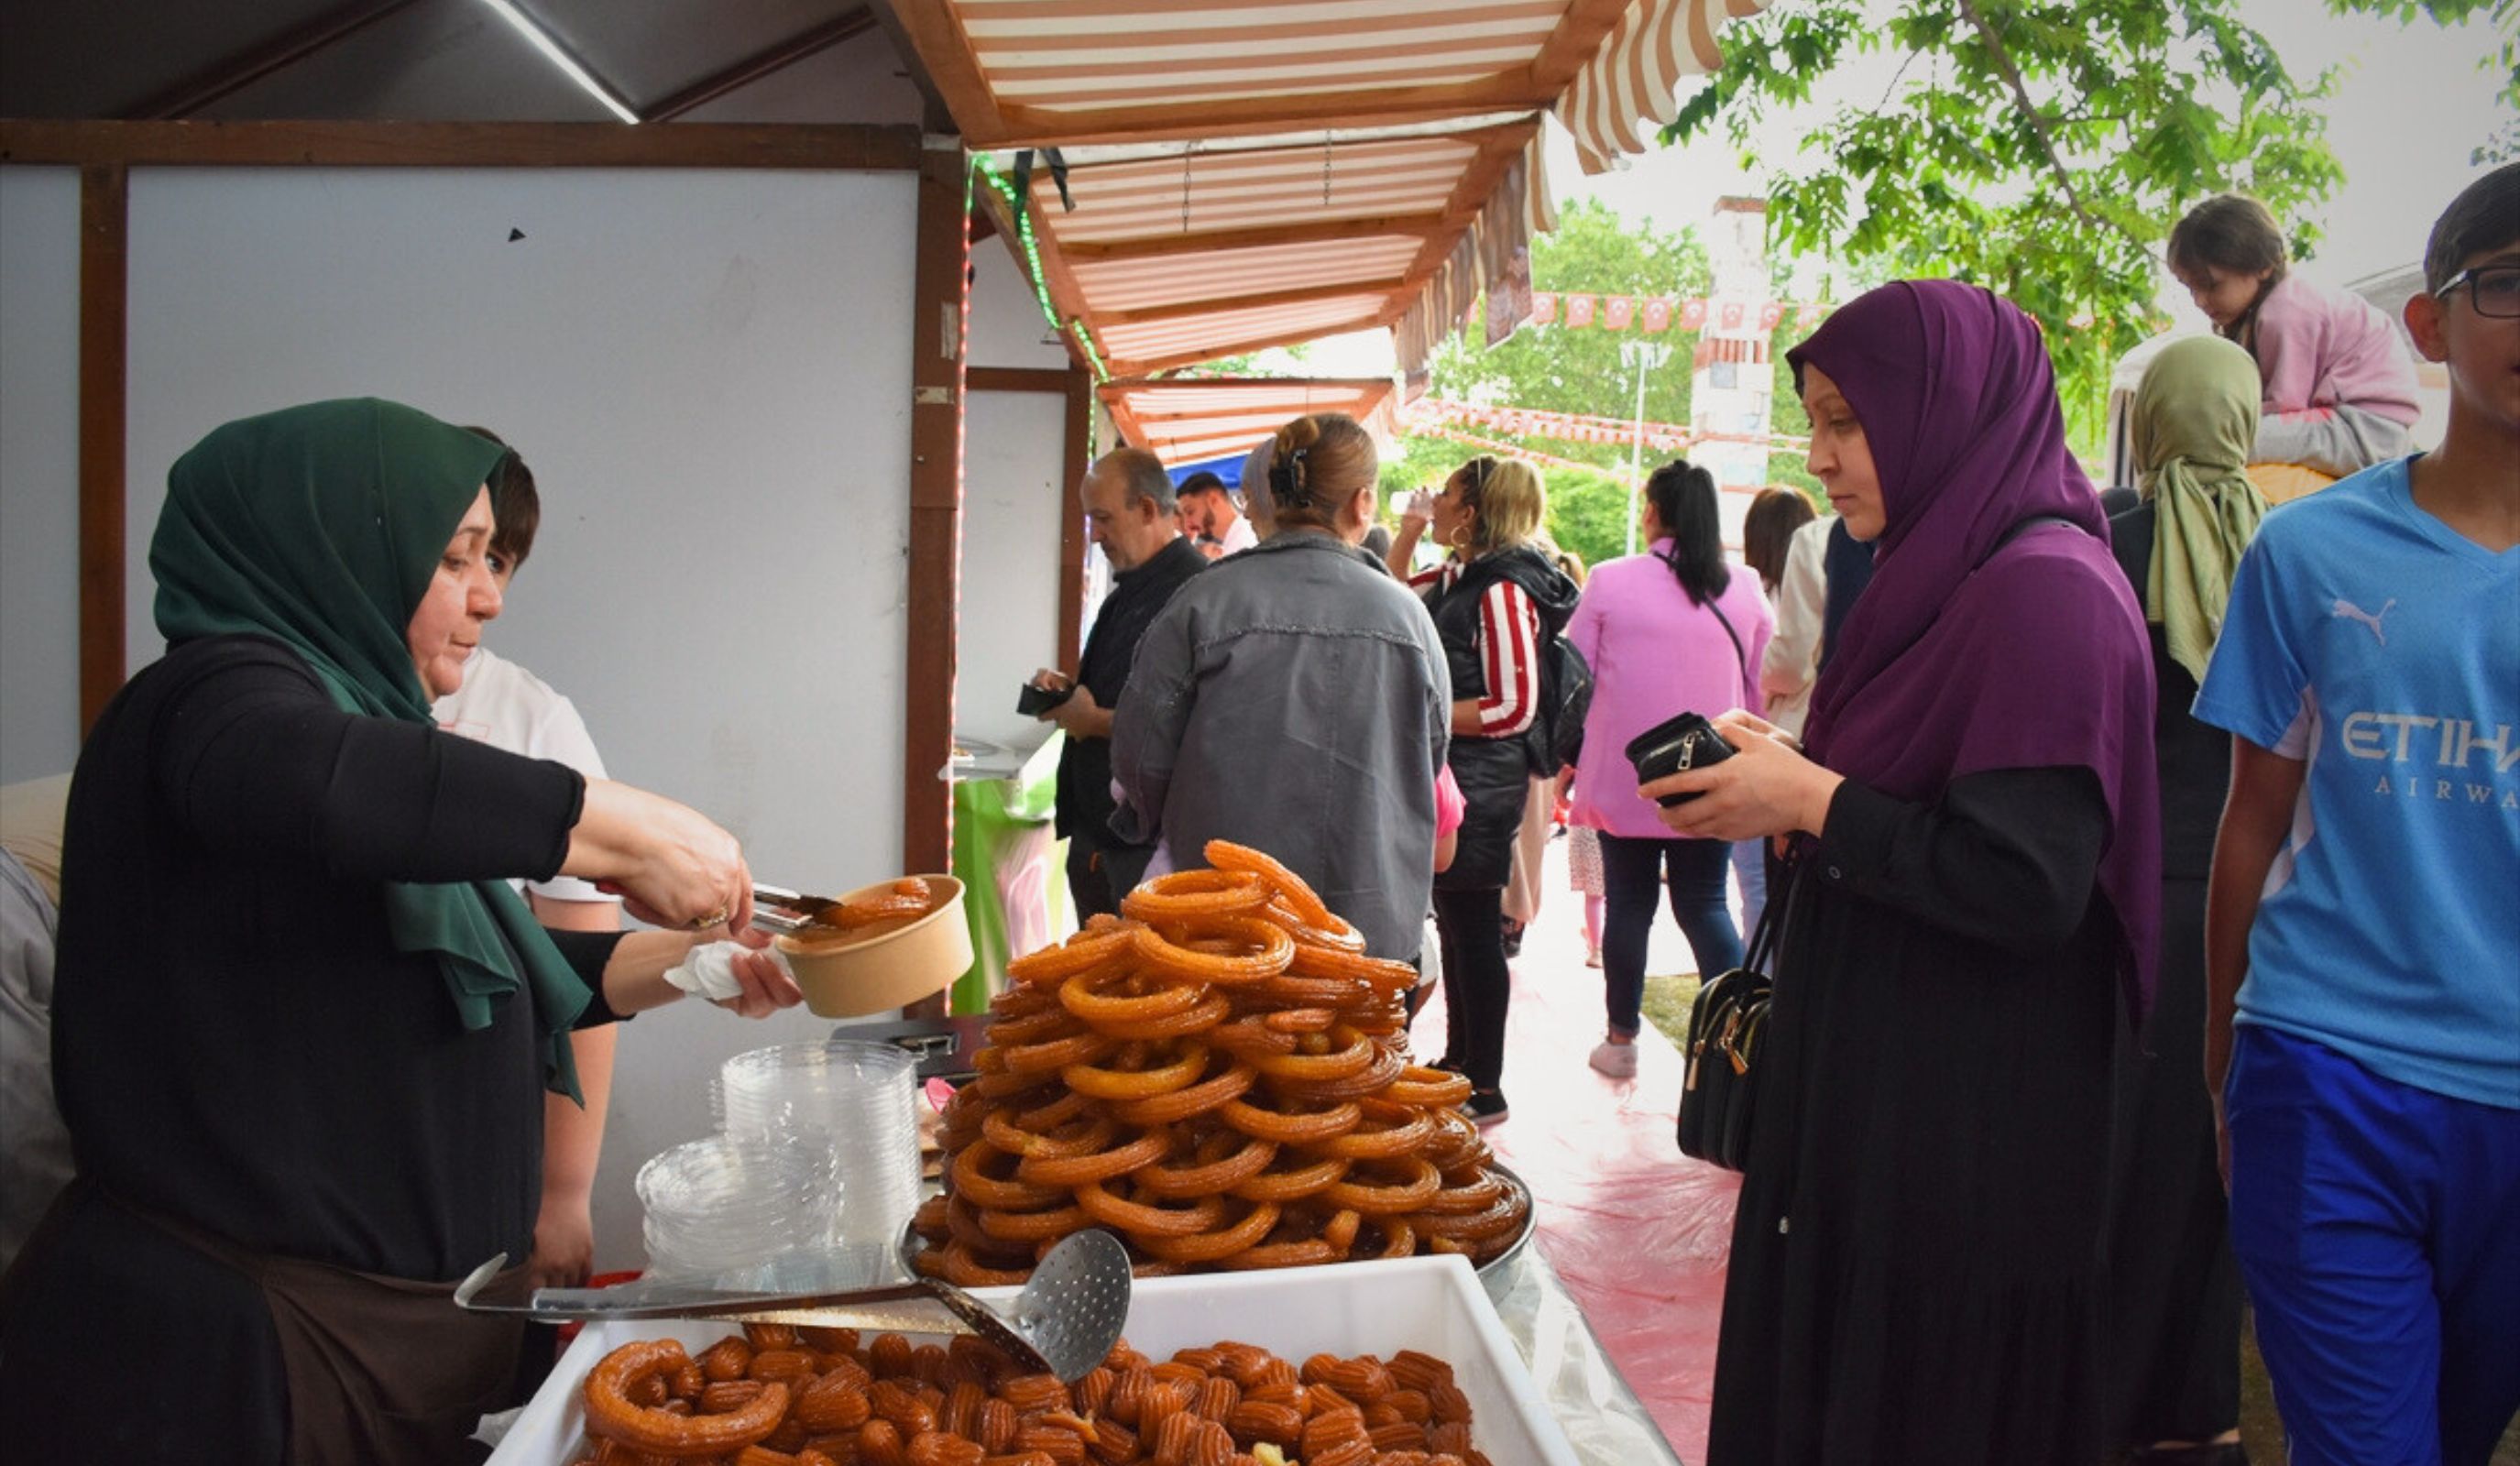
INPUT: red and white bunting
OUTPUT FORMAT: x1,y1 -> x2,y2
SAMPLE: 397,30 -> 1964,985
1489,292 -> 1831,335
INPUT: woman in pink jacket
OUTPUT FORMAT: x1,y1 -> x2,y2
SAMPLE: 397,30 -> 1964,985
2169,193 -> 2423,478
1565,459 -> 1772,1078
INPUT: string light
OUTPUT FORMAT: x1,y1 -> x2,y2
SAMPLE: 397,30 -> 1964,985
970,154 -> 1112,382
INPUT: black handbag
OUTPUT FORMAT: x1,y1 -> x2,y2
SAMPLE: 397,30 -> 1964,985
1677,866 -> 1787,1170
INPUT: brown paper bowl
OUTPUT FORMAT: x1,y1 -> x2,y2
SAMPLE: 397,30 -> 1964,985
774,875 -> 971,1018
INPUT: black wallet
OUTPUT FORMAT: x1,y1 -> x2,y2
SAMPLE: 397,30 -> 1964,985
1017,680 -> 1077,717
1625,711 -> 1736,806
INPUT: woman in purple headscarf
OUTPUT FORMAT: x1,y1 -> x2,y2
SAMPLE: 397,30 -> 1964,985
1642,280 -> 2161,1463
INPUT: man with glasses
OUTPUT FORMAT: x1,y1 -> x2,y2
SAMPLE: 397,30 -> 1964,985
2195,163 -> 2520,1466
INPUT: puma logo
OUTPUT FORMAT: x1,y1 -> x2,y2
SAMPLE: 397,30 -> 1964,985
2332,597 -> 2395,645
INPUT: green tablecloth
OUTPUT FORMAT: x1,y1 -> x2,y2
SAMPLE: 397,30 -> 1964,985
948,731 -> 1066,1014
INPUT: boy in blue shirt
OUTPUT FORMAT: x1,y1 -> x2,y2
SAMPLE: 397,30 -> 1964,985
2197,163 -> 2519,1466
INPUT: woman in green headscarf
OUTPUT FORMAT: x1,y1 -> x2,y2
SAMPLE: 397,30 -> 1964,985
0,399 -> 800,1466
2100,335 -> 2266,1466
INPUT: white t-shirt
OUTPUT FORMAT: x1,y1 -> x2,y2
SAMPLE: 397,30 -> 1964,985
1759,516 -> 1832,738
433,647 -> 619,906
1213,512 -> 1259,556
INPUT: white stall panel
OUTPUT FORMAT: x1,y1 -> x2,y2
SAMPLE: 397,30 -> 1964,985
958,389 -> 1071,754
125,166 -> 920,1269
0,168 -> 84,783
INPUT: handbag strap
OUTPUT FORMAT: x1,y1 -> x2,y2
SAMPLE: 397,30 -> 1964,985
1704,593 -> 1748,691
1737,851 -> 1799,979
1661,552 -> 1752,693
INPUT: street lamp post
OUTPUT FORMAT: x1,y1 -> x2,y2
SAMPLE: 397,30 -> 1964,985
1620,339 -> 1672,556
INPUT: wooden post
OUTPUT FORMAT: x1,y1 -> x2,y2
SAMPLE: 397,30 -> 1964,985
901,135 -> 968,882
1057,367 -> 1093,673
77,164 -> 127,732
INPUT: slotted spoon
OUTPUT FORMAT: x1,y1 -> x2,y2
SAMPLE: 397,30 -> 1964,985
454,1229 -> 1131,1382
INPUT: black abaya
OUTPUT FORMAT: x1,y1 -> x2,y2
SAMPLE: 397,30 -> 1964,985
1707,767 -> 2121,1466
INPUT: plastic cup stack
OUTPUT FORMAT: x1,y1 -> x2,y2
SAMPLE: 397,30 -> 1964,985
633,1135 -> 844,1286
718,1040 -> 923,1254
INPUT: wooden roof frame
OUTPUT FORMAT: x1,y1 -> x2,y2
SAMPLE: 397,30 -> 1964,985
875,0 -> 1627,149
1099,375 -> 1399,465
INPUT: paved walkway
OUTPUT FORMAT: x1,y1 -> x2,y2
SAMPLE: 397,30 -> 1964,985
1408,836 -> 1745,1465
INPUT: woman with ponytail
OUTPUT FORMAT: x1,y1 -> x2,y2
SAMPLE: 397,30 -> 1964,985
1397,456 -> 1582,1124
1562,458 -> 1770,1079
1112,414 -> 1452,968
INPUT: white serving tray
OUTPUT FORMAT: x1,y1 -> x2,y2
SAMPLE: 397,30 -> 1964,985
489,1253 -> 1580,1465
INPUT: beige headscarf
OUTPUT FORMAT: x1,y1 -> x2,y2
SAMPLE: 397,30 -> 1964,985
2131,335 -> 2267,682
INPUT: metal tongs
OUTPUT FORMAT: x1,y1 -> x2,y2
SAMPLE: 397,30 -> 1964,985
750,882 -> 834,935
453,1231 -> 1133,1383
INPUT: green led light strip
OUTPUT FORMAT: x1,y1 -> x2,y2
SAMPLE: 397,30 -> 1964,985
971,154 -> 1111,382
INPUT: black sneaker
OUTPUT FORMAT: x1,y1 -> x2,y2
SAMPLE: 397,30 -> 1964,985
1462,1089 -> 1509,1127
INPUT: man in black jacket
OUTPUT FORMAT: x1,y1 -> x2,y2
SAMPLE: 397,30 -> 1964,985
1030,448 -> 1207,918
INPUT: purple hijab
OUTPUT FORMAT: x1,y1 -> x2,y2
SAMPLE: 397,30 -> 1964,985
1791,280 -> 2161,1026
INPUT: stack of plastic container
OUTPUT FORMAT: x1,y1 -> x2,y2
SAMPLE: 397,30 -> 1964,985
635,1038 -> 921,1287
634,1136 -> 843,1286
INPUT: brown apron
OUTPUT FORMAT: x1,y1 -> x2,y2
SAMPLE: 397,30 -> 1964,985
88,1184 -> 532,1466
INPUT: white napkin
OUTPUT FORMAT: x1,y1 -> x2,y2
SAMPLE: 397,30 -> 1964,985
663,940 -> 793,1001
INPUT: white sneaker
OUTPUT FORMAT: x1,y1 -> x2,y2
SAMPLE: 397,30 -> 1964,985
1588,1039 -> 1638,1078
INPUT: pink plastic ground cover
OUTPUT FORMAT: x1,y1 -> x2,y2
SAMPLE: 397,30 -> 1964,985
1408,859 -> 1740,1463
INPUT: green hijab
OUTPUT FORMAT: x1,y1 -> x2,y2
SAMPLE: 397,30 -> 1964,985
2131,336 -> 2268,683
151,398 -> 589,1100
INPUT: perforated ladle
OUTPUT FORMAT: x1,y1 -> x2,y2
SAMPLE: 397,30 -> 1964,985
454,1229 -> 1132,1382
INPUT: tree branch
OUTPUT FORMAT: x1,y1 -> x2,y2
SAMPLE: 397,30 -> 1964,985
1950,0 -> 2132,247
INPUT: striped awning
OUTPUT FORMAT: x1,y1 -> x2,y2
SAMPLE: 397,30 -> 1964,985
909,0 -> 1769,376
985,117 -> 1546,377
1099,377 -> 1399,468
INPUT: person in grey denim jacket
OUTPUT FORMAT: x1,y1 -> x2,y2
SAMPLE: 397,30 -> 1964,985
1111,413 -> 1452,962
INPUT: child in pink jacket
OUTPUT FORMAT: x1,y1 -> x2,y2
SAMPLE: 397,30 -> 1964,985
2170,194 -> 2422,477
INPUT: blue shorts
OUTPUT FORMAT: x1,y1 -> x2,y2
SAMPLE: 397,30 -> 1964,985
2225,1025 -> 2520,1466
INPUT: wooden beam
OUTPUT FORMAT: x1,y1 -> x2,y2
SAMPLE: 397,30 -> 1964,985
1094,278 -> 1405,329
967,366 -> 1073,393
987,79 -> 1554,150
1525,0 -> 1633,93
1381,123 -> 1539,329
0,120 -> 922,170
871,0 -> 1007,144
78,165 -> 127,733
125,0 -> 424,119
1106,313 -> 1390,378
643,8 -> 880,124
901,136 -> 969,894
1101,376 -> 1402,398
1059,213 -> 1442,265
1057,368 -> 1093,674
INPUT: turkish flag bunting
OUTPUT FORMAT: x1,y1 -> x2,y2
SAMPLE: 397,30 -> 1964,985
1531,293 -> 1557,324
1759,301 -> 1786,330
1720,301 -> 1747,331
1680,297 -> 1708,330
1795,302 -> 1823,330
1565,294 -> 1598,328
1641,297 -> 1673,333
1604,296 -> 1636,330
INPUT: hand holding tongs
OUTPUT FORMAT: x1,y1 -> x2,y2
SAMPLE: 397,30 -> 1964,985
750,883 -> 834,935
